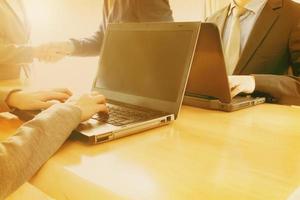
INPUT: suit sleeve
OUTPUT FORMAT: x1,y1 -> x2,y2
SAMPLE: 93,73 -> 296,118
70,0 -> 108,57
254,19 -> 300,105
0,104 -> 81,199
0,43 -> 34,65
70,25 -> 105,57
135,0 -> 173,22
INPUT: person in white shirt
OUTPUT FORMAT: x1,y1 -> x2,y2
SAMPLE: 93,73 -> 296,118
207,0 -> 300,105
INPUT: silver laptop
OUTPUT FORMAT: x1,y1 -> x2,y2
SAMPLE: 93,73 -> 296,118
73,22 -> 200,144
13,22 -> 200,144
183,23 -> 265,112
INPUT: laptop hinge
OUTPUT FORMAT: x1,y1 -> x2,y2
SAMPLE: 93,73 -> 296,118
185,92 -> 218,100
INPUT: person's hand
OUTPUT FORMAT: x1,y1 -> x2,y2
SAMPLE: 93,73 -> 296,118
67,92 -> 108,122
33,41 -> 75,63
6,88 -> 72,110
228,75 -> 256,98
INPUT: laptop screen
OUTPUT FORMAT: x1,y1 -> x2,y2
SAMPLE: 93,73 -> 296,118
94,22 -> 199,116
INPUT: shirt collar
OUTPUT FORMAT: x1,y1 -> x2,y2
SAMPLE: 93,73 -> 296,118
228,0 -> 267,16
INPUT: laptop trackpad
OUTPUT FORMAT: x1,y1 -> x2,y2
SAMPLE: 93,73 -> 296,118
77,119 -> 119,137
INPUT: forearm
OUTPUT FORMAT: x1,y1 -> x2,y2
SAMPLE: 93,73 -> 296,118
254,74 -> 300,105
0,44 -> 34,65
0,104 -> 81,199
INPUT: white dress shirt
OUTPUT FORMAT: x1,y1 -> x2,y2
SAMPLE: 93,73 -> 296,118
223,0 -> 268,54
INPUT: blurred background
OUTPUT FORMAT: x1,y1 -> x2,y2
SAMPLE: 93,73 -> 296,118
25,0 -> 300,92
24,0 -> 211,93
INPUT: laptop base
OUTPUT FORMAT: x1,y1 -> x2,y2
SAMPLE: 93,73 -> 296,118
183,95 -> 266,112
76,115 -> 174,144
12,108 -> 174,145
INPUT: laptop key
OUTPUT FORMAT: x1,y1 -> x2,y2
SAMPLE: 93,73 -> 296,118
93,104 -> 159,126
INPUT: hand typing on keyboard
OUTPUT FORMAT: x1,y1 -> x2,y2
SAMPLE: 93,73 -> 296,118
68,92 -> 108,121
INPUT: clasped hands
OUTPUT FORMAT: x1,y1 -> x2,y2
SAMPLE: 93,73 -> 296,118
33,41 -> 75,63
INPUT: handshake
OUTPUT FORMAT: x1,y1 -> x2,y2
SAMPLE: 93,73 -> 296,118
33,41 -> 75,63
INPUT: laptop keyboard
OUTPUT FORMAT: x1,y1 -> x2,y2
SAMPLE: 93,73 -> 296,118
92,104 -> 162,126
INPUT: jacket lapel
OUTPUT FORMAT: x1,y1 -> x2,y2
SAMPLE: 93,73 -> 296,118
4,0 -> 29,36
234,0 -> 282,74
20,1 -> 31,38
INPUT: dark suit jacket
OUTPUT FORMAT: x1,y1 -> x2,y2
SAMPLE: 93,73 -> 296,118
207,0 -> 300,105
71,0 -> 173,57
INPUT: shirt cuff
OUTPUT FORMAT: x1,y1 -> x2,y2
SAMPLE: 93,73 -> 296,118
0,89 -> 21,112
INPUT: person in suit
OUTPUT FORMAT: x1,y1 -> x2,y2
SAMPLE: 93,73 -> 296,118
207,0 -> 300,105
38,0 -> 173,61
0,88 -> 108,199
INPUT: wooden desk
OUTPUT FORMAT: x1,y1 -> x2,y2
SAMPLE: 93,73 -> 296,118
6,183 -> 54,200
2,105 -> 300,199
